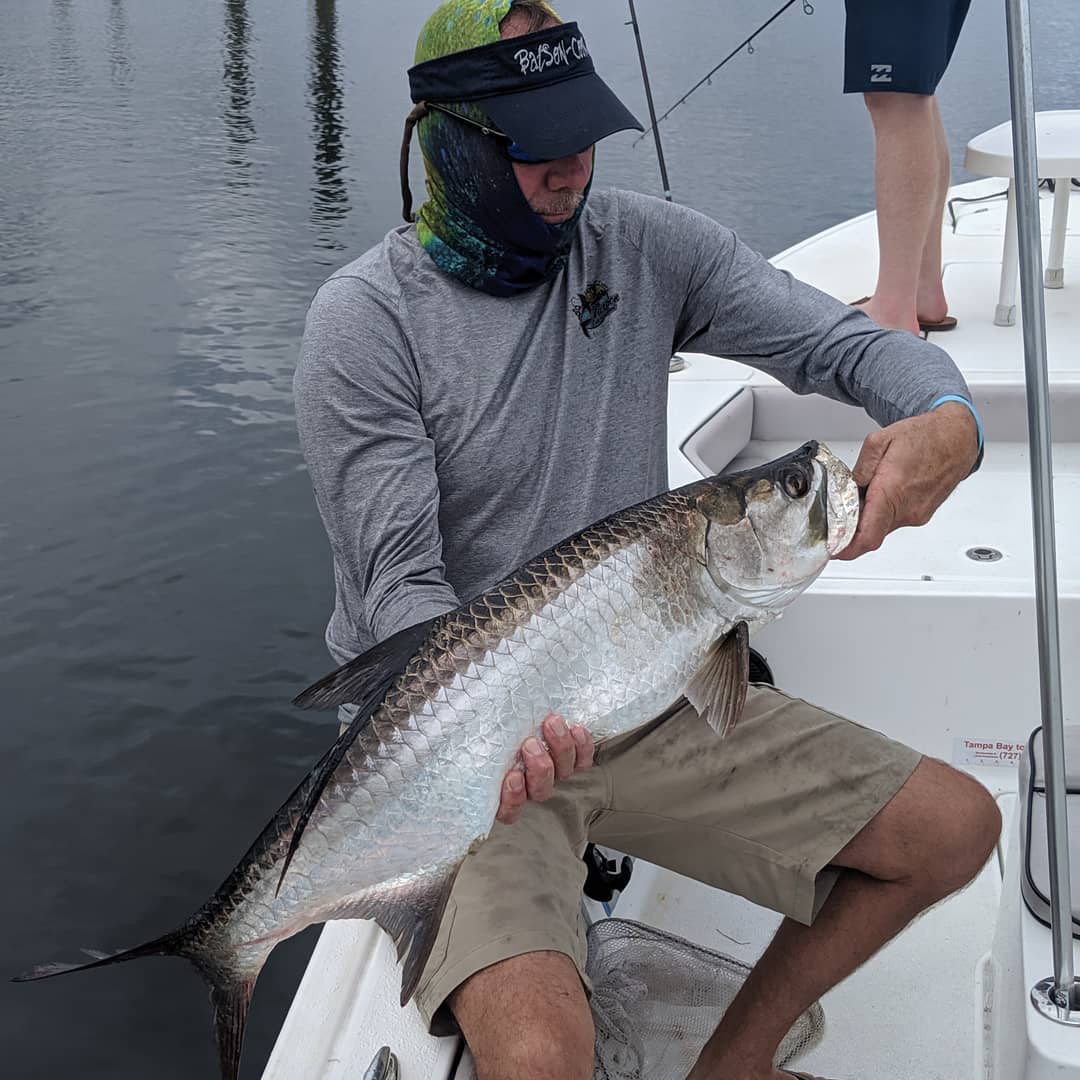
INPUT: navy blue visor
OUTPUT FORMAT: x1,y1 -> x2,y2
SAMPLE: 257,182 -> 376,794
408,22 -> 643,161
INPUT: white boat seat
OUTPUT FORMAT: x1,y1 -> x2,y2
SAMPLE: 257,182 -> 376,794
963,109 -> 1080,326
679,385 -> 754,477
1019,725 -> 1080,938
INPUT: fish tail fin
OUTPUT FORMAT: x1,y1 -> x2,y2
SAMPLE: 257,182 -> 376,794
205,970 -> 258,1080
14,926 -> 263,1080
12,926 -> 192,982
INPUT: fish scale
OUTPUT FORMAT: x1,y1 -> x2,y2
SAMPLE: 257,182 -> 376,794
15,441 -> 859,1080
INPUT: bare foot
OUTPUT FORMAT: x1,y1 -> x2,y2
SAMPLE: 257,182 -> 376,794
916,299 -> 950,325
916,281 -> 950,326
854,295 -> 920,335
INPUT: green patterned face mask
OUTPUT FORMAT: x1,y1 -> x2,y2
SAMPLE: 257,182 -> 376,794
404,0 -> 592,296
414,0 -> 521,63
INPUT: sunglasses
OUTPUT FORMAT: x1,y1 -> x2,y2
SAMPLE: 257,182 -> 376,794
424,102 -> 558,165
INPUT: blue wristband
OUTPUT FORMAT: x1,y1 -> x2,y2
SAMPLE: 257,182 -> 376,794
931,394 -> 984,454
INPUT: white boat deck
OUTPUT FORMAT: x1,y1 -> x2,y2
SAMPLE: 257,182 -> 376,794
772,176 -> 1080,387
264,179 -> 1080,1080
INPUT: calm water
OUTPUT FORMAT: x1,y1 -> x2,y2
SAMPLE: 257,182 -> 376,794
2,1 -> 1077,1076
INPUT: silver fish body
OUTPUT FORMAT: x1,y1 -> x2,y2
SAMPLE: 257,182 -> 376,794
17,441 -> 859,1079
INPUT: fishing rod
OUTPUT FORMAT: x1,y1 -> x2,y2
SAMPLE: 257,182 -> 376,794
625,0 -> 672,201
634,0 -> 815,148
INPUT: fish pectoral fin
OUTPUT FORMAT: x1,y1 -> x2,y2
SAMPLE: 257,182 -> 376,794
292,615 -> 441,710
685,621 -> 750,739
343,858 -> 465,1007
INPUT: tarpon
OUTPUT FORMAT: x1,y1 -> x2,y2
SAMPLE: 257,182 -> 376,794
16,440 -> 859,1079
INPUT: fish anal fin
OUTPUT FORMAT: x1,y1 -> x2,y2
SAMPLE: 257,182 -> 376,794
340,857 -> 466,1007
685,621 -> 750,738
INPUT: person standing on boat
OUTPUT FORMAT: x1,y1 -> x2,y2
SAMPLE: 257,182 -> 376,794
294,3 -> 999,1079
844,0 -> 972,335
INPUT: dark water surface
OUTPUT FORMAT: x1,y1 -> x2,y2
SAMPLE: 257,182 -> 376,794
2,2 -> 1077,1076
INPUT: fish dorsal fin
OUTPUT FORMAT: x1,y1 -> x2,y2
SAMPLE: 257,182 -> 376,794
292,615 -> 440,710
275,706 -> 378,895
685,621 -> 750,738
276,616 -> 440,896
339,857 -> 466,1006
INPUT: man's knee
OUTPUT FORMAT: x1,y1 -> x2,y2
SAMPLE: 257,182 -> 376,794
920,761 -> 1002,892
863,90 -> 935,120
842,756 -> 1001,897
450,950 -> 594,1080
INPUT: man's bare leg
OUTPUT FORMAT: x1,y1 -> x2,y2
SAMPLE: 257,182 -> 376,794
450,950 -> 595,1080
915,97 -> 952,326
686,757 -> 1001,1080
857,93 -> 949,334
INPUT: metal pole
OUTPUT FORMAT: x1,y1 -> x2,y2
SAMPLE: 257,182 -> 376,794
1003,0 -> 1079,1018
626,0 -> 672,201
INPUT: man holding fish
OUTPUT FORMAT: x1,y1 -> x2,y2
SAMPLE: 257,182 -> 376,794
290,2 -> 1001,1079
15,4 -> 1001,1076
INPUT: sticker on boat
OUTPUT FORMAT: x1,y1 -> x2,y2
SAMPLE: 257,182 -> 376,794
953,737 -> 1026,768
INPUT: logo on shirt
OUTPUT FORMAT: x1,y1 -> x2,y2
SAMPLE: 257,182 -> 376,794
572,280 -> 620,338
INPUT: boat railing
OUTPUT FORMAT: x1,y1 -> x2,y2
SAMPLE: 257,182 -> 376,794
1004,0 -> 1080,1023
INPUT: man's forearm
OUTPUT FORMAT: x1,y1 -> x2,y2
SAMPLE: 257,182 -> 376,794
703,238 -> 975,428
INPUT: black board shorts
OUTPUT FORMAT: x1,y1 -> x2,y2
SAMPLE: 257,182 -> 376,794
844,0 -> 973,95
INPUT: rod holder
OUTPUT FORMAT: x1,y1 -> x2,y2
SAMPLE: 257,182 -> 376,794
1031,977 -> 1080,1026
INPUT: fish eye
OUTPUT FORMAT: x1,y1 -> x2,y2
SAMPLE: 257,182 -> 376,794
780,465 -> 811,499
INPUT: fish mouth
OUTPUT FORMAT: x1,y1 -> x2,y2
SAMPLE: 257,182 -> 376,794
815,444 -> 860,556
724,579 -> 817,610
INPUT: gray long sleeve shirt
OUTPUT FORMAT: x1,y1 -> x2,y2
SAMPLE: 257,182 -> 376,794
294,188 -> 972,662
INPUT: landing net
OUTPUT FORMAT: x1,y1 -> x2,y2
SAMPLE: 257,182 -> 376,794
588,918 -> 824,1079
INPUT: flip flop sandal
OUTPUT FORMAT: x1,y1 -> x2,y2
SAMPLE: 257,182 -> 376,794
784,1072 -> 837,1080
917,313 -> 958,332
850,296 -> 958,333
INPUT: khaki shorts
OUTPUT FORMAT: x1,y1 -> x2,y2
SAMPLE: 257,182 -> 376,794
413,684 -> 921,1036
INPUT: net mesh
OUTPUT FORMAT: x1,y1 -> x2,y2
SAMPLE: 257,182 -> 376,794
588,918 -> 824,1080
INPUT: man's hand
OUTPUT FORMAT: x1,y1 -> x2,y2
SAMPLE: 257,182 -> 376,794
496,713 -> 595,825
834,401 -> 979,561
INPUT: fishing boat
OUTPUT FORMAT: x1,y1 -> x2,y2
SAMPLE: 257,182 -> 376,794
263,4 -> 1079,1077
